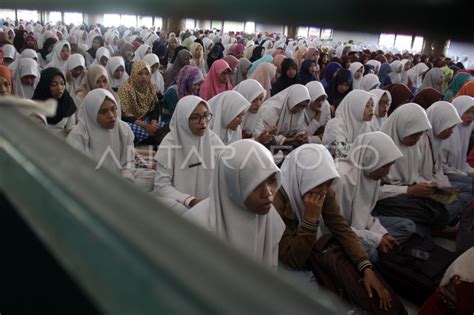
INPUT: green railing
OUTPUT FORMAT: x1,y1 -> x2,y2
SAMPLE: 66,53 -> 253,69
0,102 -> 345,314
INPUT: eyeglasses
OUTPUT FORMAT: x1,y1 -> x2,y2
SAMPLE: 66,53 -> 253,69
379,100 -> 391,106
189,112 -> 213,123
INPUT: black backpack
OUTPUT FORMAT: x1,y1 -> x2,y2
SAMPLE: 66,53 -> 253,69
376,234 -> 458,306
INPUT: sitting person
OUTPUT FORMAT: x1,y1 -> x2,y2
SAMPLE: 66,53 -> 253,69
208,90 -> 250,145
253,84 -> 310,148
153,95 -> 224,214
32,67 -> 76,137
304,81 -> 332,143
67,88 -> 155,191
185,139 -> 285,270
333,132 -> 416,262
274,144 -> 404,313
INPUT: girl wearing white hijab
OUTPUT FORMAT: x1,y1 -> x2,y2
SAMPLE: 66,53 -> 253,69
185,140 -> 285,270
420,68 -> 445,93
275,144 -> 395,312
67,88 -> 134,177
370,89 -> 392,130
64,53 -> 86,97
334,132 -> 415,262
233,79 -> 267,139
373,103 -> 453,229
399,59 -> 412,85
143,53 -> 165,94
443,96 -> 474,177
418,101 -> 472,224
67,88 -> 155,190
1,44 -> 17,66
388,60 -> 402,84
13,58 -> 39,99
406,62 -> 429,91
208,90 -> 250,144
132,44 -> 151,62
349,62 -> 364,90
360,74 -> 381,92
253,84 -> 310,146
365,60 -> 381,74
106,56 -> 129,91
304,81 -> 331,144
322,90 -> 376,155
45,40 -> 71,69
92,47 -> 111,67
153,95 -> 224,214
378,103 -> 432,196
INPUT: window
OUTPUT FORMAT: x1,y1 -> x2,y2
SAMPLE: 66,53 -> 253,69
308,27 -> 321,38
379,33 -> 396,48
185,18 -> 196,30
320,29 -> 333,40
139,16 -> 153,28
17,10 -> 38,23
297,27 -> 308,38
0,9 -> 16,21
121,15 -> 137,27
104,14 -> 120,27
48,11 -> 62,23
394,34 -> 412,51
223,21 -> 244,33
211,20 -> 223,31
412,36 -> 424,52
245,21 -> 255,33
64,12 -> 83,26
154,17 -> 163,30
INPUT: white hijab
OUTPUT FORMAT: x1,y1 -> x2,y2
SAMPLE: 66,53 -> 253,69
67,89 -> 134,173
280,144 -> 340,223
143,53 -> 165,94
334,132 -> 403,246
349,62 -> 364,89
388,60 -> 402,84
253,84 -> 310,137
322,89 -> 376,145
406,63 -> 429,89
2,44 -> 17,61
365,60 -> 381,74
185,140 -> 285,269
400,59 -> 411,85
208,90 -> 250,145
420,68 -> 444,93
381,103 -> 432,186
233,79 -> 267,136
92,47 -> 111,66
65,53 -> 86,96
45,40 -> 71,69
370,89 -> 392,130
13,58 -> 39,99
132,44 -> 151,62
360,74 -> 381,92
106,56 -> 129,90
304,81 -> 331,127
154,95 -> 224,198
419,101 -> 462,186
445,96 -> 474,172
441,247 -> 474,286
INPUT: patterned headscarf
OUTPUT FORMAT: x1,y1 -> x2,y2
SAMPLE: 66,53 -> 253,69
118,61 -> 157,119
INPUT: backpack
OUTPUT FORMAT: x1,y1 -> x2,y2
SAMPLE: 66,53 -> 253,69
376,234 -> 458,305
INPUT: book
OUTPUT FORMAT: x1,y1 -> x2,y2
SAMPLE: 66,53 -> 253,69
430,186 -> 460,205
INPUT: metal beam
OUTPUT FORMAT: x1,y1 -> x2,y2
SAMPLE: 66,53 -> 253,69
0,102 -> 345,314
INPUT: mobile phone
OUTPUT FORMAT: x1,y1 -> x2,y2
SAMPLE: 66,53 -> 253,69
409,248 -> 430,261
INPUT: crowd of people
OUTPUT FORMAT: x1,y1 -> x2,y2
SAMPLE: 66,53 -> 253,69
1,17 -> 474,314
